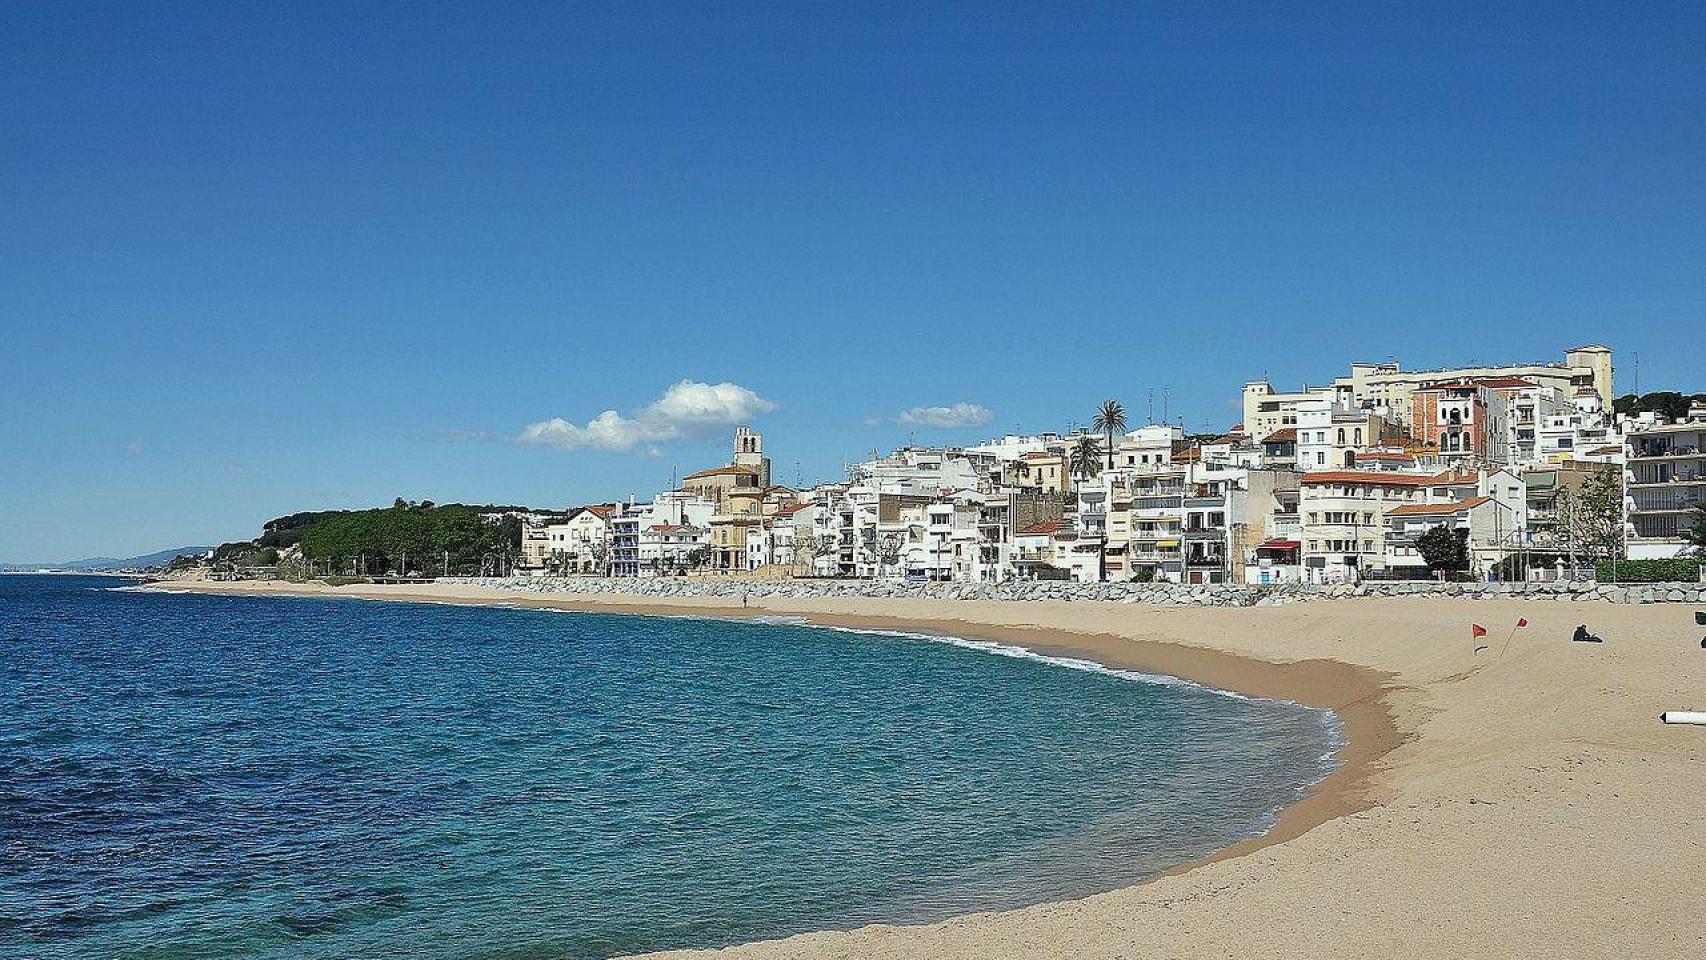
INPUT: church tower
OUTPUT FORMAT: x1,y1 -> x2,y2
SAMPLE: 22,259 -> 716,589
733,425 -> 771,487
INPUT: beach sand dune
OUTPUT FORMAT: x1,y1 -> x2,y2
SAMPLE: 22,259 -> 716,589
153,581 -> 1706,959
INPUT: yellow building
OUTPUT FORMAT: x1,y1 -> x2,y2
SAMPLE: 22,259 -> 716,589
1005,451 -> 1069,495
685,426 -> 790,573
711,486 -> 767,571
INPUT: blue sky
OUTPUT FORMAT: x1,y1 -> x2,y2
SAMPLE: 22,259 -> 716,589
2,3 -> 1702,561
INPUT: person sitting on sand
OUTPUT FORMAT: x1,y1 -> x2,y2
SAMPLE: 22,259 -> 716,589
1573,624 -> 1603,644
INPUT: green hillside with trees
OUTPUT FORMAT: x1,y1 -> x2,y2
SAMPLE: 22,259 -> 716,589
214,500 -> 549,577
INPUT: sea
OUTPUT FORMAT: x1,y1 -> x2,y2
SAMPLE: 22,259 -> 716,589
0,574 -> 1339,959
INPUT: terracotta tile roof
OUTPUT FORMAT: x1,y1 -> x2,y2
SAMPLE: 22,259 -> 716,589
682,465 -> 759,481
1387,496 -> 1492,517
1475,376 -> 1538,389
1016,519 -> 1064,536
1355,452 -> 1416,461
1264,427 -> 1298,442
772,503 -> 807,517
1302,470 -> 1435,486
570,504 -> 616,520
1428,469 -> 1480,484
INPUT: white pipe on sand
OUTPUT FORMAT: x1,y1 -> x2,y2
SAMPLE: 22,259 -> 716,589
1660,711 -> 1706,725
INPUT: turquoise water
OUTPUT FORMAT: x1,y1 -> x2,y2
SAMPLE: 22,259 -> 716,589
1,575 -> 1338,959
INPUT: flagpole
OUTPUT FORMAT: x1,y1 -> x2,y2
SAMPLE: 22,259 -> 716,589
1498,618 -> 1528,659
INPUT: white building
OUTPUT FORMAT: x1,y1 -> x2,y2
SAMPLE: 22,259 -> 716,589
1242,381 -> 1333,441
1247,346 -> 1614,438
1294,397 -> 1397,472
1625,403 -> 1706,559
1536,388 -> 1623,465
849,447 -> 984,497
1299,470 -> 1435,583
611,493 -> 715,577
641,522 -> 710,575
1383,495 -> 1522,579
545,506 -> 615,575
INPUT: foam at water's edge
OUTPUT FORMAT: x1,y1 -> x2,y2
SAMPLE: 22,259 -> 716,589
127,586 -> 1347,763
739,615 -> 1345,768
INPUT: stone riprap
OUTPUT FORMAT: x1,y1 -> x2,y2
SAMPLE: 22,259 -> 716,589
442,576 -> 1706,607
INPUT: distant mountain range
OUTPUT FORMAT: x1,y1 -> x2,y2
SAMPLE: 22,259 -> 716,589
0,546 -> 212,572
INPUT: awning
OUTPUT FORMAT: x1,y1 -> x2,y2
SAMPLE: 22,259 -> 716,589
1258,539 -> 1301,550
1156,539 -> 1181,548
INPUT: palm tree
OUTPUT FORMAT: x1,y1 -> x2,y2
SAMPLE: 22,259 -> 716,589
1070,434 -> 1104,482
1092,399 -> 1127,473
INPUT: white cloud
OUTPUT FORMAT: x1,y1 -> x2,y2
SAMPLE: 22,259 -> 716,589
519,380 -> 776,453
894,402 -> 994,429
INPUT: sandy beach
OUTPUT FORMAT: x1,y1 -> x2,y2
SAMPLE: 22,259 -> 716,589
146,579 -> 1706,958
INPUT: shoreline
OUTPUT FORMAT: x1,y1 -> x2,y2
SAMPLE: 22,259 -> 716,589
132,578 -> 1705,959
133,578 -> 1400,876
129,582 -> 1397,918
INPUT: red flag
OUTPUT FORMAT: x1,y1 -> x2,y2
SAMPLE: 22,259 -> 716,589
1472,624 -> 1488,638
1516,618 -> 1528,628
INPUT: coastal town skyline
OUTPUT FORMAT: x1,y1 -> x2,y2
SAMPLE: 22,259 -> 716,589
4,337 -> 1697,565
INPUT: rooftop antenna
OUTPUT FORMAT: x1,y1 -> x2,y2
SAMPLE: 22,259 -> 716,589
1163,387 -> 1170,426
1631,352 -> 1639,396
1147,389 -> 1155,425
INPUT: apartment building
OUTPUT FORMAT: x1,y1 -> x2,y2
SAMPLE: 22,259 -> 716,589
1336,345 -> 1613,426
1383,496 -> 1520,579
1522,463 -> 1603,565
545,505 -> 616,574
643,522 -> 710,575
1248,346 -> 1613,440
1411,380 -> 1510,468
1294,397 -> 1403,471
1536,388 -> 1622,465
1299,470 -> 1435,583
1624,405 -> 1706,559
1242,383 -> 1332,441
609,493 -> 714,577
1246,481 -> 1302,584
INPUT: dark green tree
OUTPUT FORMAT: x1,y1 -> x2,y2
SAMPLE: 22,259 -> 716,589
1416,525 -> 1470,576
1613,391 -> 1706,421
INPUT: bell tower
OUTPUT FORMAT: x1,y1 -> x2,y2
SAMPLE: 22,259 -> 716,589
733,426 -> 771,487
